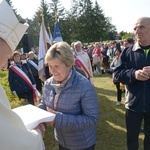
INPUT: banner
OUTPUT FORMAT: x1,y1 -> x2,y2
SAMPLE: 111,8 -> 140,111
52,23 -> 63,42
38,21 -> 52,82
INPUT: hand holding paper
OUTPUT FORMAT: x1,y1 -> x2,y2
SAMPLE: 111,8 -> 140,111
13,104 -> 56,130
46,107 -> 56,126
34,123 -> 46,138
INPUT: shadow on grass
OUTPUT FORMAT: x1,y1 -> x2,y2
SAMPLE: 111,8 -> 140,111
94,84 -> 144,150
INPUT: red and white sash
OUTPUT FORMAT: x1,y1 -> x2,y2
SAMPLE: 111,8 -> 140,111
74,55 -> 91,78
9,65 -> 41,102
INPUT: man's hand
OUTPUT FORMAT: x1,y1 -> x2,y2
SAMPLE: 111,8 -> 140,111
135,69 -> 149,81
34,123 -> 46,138
143,66 -> 150,76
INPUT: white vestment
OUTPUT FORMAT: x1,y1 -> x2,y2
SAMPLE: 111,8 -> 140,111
75,50 -> 93,78
0,84 -> 44,150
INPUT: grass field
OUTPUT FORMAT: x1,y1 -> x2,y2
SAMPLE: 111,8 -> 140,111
0,71 -> 144,150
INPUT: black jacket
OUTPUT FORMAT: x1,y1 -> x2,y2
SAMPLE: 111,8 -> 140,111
8,62 -> 35,94
114,42 -> 150,113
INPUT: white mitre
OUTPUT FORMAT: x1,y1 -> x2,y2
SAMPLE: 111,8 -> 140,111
0,0 -> 29,51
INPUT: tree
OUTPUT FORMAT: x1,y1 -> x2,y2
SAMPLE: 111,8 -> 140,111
78,0 -> 95,42
6,0 -> 24,22
48,0 -> 67,42
27,0 -> 53,46
62,0 -> 81,43
49,0 -> 66,21
93,1 -> 117,41
69,0 -> 117,42
15,0 -> 119,46
120,31 -> 133,40
5,0 -> 12,7
28,0 -> 67,45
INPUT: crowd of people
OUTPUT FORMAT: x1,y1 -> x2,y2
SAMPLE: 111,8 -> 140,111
7,37 -> 134,107
1,1 -> 150,149
8,50 -> 42,105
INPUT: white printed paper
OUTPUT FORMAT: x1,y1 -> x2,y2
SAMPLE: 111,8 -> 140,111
13,104 -> 55,130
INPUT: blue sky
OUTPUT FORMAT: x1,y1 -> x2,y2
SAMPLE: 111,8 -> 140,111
11,0 -> 150,33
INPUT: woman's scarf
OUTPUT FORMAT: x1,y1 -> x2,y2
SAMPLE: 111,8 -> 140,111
50,69 -> 72,109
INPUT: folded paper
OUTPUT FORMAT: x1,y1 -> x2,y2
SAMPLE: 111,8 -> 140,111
13,104 -> 55,130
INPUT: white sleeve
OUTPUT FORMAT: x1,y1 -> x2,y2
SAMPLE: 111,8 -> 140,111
0,85 -> 44,150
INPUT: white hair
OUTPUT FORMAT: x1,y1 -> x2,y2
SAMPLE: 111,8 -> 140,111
74,41 -> 82,46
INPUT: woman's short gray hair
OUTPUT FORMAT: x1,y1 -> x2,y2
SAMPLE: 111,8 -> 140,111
45,42 -> 74,67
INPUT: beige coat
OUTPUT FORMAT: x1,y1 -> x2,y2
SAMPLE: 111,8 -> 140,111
0,84 -> 43,150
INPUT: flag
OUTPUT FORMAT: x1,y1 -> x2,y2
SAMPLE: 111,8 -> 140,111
52,23 -> 63,42
38,21 -> 52,82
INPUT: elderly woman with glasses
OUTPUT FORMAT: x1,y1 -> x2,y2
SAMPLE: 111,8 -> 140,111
38,42 -> 99,150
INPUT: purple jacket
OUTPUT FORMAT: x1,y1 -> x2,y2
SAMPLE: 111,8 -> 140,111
39,67 -> 99,150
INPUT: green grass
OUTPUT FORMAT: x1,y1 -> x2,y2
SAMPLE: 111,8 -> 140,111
0,71 -> 144,150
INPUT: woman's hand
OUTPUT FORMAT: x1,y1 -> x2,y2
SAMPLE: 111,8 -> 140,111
46,107 -> 56,126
